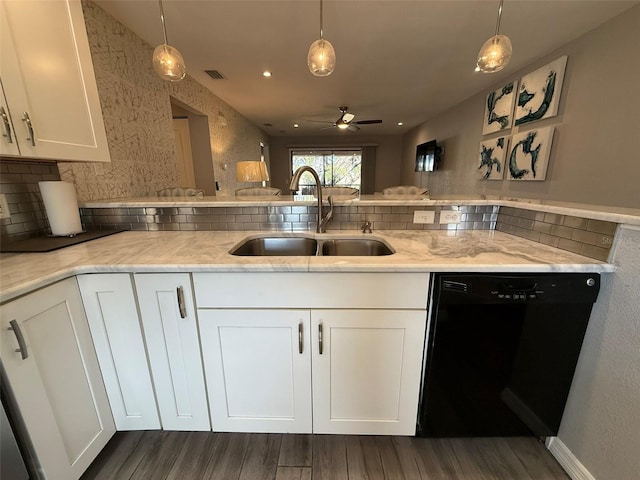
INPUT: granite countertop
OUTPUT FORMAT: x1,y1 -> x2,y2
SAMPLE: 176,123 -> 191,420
79,195 -> 640,225
0,229 -> 613,304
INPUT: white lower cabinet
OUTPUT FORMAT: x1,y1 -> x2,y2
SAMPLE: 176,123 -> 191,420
135,273 -> 210,431
0,277 -> 115,480
194,271 -> 430,436
199,307 -> 425,435
78,274 -> 160,431
199,309 -> 312,433
311,309 -> 426,435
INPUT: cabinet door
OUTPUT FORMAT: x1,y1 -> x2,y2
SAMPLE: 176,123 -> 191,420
0,277 -> 115,480
199,309 -> 312,433
311,309 -> 426,435
78,274 -> 160,431
0,80 -> 19,156
135,273 -> 210,431
0,0 -> 110,162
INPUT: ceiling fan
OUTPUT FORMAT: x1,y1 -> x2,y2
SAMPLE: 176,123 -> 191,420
311,106 -> 382,131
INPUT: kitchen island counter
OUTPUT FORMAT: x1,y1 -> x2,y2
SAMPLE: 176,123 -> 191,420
0,229 -> 613,303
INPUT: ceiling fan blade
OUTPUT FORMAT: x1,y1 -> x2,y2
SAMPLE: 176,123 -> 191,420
354,119 -> 382,125
319,125 -> 336,130
348,124 -> 360,131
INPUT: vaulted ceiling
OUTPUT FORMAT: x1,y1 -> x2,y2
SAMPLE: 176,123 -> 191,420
95,0 -> 638,135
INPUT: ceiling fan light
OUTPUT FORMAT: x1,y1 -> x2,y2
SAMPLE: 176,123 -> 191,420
308,39 -> 336,77
476,34 -> 512,73
336,120 -> 349,129
153,44 -> 186,81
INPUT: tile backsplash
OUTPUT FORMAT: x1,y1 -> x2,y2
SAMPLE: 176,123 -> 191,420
80,205 -> 499,233
80,203 -> 615,261
1,174 -> 616,264
496,207 -> 616,261
0,160 -> 60,241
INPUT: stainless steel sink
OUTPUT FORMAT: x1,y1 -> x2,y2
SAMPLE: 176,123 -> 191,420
230,236 -> 318,256
321,238 -> 394,256
230,235 -> 395,257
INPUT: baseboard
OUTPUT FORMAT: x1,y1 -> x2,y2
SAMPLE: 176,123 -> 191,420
546,437 -> 596,480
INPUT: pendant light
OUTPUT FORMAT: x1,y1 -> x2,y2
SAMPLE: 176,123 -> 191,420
476,0 -> 512,73
152,0 -> 186,82
307,0 -> 336,77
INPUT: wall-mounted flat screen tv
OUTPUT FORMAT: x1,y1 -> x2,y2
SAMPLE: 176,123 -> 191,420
415,140 -> 443,172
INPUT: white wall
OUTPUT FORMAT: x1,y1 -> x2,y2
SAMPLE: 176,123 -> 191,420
401,5 -> 640,208
558,226 -> 640,480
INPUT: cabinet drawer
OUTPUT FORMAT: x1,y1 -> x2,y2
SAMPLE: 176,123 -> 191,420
193,272 -> 429,309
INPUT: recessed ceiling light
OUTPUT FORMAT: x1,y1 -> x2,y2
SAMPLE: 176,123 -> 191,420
397,122 -> 404,126
262,71 -> 272,77
293,123 -> 299,128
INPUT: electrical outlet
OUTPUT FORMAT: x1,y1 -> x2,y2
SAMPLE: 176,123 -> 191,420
440,210 -> 462,224
413,210 -> 435,224
0,193 -> 10,219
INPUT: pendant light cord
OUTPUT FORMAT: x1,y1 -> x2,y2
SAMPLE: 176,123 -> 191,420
319,0 -> 324,39
494,0 -> 504,36
159,0 -> 169,45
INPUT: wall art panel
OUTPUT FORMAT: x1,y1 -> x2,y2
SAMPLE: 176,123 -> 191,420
477,137 -> 508,180
515,56 -> 567,126
482,81 -> 517,135
507,127 -> 554,181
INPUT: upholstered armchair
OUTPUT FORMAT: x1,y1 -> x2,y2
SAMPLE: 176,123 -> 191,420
156,187 -> 204,197
234,187 -> 282,196
382,185 -> 429,196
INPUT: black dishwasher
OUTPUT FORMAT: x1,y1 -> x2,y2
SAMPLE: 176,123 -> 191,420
418,273 -> 600,437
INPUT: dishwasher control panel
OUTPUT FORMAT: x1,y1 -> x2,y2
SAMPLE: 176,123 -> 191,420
439,273 -> 600,304
489,289 -> 543,300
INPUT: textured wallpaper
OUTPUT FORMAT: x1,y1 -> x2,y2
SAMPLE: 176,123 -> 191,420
58,0 -> 268,200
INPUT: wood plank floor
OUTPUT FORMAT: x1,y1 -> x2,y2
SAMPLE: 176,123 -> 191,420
81,432 -> 569,480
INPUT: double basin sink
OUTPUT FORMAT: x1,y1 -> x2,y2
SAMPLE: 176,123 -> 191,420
230,235 -> 394,257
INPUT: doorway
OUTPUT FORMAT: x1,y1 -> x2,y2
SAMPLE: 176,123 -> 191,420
172,118 -> 196,188
170,99 -> 216,195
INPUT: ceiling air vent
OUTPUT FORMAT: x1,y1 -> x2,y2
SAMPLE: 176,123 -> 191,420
205,70 -> 225,80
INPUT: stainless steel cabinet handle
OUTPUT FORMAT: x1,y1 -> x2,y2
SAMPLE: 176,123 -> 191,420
8,320 -> 28,360
298,322 -> 303,354
22,112 -> 35,146
0,107 -> 13,143
177,286 -> 187,318
318,323 -> 323,355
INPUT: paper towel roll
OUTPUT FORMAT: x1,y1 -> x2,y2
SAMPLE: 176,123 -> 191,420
38,181 -> 83,236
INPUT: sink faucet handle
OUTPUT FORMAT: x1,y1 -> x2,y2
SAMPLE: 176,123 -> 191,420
362,221 -> 372,233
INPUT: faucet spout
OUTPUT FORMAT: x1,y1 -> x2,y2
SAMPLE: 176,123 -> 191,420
290,166 -> 334,233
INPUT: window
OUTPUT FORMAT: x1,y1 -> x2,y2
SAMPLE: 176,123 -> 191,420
291,149 -> 361,194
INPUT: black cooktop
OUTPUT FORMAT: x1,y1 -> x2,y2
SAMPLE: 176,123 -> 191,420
0,230 -> 126,253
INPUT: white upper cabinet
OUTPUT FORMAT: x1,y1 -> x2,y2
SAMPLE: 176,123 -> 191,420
0,0 -> 110,162
0,81 -> 19,155
0,277 -> 115,480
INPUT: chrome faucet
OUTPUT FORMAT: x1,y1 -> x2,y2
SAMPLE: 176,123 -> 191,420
289,166 -> 334,233
362,221 -> 372,233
